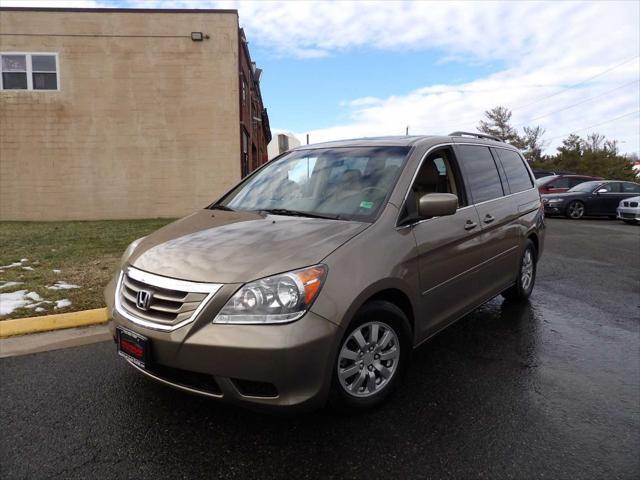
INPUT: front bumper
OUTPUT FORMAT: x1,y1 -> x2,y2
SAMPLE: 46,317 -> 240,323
543,202 -> 565,216
106,278 -> 341,411
617,207 -> 640,222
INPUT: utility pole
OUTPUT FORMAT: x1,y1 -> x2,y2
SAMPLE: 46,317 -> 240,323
306,134 -> 309,145
406,126 -> 409,136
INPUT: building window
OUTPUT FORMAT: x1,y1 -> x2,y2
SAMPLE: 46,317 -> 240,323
1,53 -> 59,91
241,77 -> 247,104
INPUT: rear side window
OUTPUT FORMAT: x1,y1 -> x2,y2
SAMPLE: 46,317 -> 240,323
568,177 -> 588,188
548,177 -> 570,188
456,145 -> 504,203
621,182 -> 640,193
494,148 -> 533,193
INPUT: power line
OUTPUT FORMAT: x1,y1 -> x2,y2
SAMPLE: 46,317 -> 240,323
513,79 -> 640,127
511,55 -> 639,111
545,110 -> 640,142
440,55 -> 639,130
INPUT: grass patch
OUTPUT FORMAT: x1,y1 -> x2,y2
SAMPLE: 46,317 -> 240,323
0,219 -> 175,319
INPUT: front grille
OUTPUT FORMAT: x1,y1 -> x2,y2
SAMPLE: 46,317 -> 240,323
116,266 -> 221,330
630,202 -> 638,208
623,202 -> 629,207
621,212 -> 637,219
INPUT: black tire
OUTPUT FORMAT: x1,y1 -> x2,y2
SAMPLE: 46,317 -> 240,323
328,300 -> 411,412
565,200 -> 585,219
502,239 -> 537,302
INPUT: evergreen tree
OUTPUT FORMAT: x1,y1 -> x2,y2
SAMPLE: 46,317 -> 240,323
477,106 -> 524,147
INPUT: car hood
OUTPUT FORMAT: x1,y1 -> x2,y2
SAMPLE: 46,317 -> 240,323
128,209 -> 369,284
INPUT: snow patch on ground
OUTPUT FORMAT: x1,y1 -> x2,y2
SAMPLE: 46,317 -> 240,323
47,281 -> 81,290
1,259 -> 32,270
35,307 -> 46,312
52,269 -> 61,273
0,262 -> 23,269
54,299 -> 72,309
25,291 -> 42,302
24,301 -> 51,310
0,281 -> 23,290
0,290 -> 42,316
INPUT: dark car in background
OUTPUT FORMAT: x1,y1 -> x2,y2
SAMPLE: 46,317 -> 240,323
536,174 -> 603,194
542,180 -> 640,219
531,168 -> 576,179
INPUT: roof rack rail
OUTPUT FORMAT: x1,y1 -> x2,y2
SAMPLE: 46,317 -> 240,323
448,131 -> 504,143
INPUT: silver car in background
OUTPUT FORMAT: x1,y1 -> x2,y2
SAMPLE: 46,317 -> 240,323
617,196 -> 640,224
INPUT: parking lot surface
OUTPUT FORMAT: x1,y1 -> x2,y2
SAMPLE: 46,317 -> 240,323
1,218 -> 638,479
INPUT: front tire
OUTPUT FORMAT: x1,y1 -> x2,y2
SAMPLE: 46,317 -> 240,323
565,200 -> 585,219
329,300 -> 411,411
502,239 -> 537,302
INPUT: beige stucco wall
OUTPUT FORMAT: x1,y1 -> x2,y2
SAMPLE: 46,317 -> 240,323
0,10 -> 241,220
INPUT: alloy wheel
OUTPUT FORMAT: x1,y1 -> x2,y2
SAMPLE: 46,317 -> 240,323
337,321 -> 400,398
568,201 -> 584,219
521,248 -> 534,291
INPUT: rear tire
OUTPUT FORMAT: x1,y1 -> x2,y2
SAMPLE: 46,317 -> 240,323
502,239 -> 537,302
565,200 -> 585,219
328,300 -> 411,412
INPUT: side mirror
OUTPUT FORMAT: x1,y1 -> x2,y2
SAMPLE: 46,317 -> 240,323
418,193 -> 458,218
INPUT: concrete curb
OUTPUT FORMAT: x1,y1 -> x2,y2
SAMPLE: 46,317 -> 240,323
0,308 -> 110,338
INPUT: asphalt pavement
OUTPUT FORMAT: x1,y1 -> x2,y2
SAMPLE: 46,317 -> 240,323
1,218 -> 638,479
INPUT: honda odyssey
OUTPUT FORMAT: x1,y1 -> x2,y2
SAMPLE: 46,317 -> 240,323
105,132 -> 545,411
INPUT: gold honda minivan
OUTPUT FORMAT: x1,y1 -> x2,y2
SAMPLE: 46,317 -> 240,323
105,132 -> 545,411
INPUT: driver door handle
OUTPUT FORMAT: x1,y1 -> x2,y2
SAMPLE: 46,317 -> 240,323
483,214 -> 495,224
464,220 -> 478,230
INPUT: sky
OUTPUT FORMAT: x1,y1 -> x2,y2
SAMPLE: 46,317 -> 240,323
4,0 -> 640,155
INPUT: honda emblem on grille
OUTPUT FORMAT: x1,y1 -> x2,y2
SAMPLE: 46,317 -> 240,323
136,290 -> 152,311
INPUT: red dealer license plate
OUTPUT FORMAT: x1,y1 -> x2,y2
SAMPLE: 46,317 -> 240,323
117,326 -> 150,369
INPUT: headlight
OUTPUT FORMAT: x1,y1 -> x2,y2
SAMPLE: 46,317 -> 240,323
120,237 -> 145,267
213,265 -> 327,324
547,198 -> 564,204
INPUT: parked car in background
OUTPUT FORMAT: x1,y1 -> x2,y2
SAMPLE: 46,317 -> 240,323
617,196 -> 640,224
542,180 -> 640,219
105,133 -> 544,412
536,174 -> 603,194
532,168 -> 576,179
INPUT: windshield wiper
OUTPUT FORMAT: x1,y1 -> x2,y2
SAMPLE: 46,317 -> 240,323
209,204 -> 235,211
259,208 -> 341,220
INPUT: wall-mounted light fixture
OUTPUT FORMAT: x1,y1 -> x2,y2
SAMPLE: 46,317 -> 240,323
191,32 -> 208,41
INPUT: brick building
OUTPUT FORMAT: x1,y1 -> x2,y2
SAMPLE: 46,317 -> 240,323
0,8 -> 271,221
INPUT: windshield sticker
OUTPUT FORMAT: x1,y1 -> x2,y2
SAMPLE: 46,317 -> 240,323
360,201 -> 374,209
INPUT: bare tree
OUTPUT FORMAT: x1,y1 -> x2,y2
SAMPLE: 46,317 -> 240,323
521,125 -> 547,163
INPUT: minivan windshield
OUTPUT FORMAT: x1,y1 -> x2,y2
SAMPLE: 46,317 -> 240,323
568,181 -> 602,193
215,146 -> 410,221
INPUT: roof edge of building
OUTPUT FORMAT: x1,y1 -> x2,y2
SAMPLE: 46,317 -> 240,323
0,7 -> 238,14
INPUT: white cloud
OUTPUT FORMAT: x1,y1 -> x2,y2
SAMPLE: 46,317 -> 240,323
1,0 -> 104,6
3,0 -> 639,153
215,0 -> 637,153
